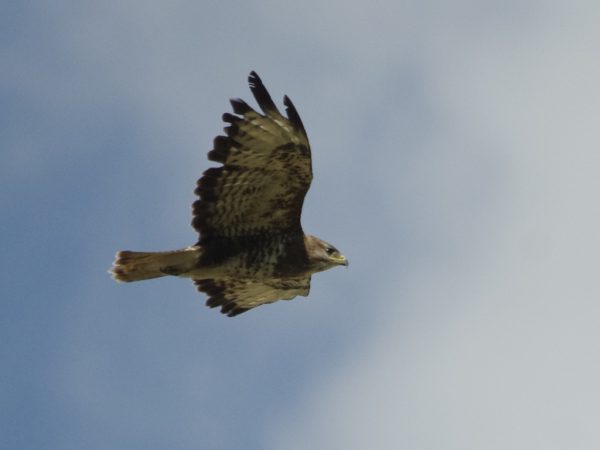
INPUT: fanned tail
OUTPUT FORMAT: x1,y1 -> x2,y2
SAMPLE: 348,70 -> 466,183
110,247 -> 200,282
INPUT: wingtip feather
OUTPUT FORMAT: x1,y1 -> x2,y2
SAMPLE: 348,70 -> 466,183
247,71 -> 279,115
283,95 -> 306,135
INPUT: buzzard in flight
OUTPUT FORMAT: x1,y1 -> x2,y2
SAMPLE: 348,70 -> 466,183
110,72 -> 347,316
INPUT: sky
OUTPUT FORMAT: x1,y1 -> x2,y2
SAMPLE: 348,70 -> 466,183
2,1 -> 600,449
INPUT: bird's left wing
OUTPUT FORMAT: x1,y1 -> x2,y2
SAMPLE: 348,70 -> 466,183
194,277 -> 311,317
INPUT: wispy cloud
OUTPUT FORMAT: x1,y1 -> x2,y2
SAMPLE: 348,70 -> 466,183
266,2 -> 600,449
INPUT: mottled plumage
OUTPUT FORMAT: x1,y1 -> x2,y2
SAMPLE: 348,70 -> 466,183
111,72 -> 347,316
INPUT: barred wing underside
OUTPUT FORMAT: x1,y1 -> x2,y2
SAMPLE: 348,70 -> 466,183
192,71 -> 312,241
194,277 -> 311,317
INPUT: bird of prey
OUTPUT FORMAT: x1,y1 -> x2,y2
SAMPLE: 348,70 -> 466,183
110,71 -> 347,317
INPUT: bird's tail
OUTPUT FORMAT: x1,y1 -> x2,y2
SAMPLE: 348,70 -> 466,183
110,247 -> 200,282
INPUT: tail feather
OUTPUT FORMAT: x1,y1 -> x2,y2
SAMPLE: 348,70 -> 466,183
110,247 -> 200,282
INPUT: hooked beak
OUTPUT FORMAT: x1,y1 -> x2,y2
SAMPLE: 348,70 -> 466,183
334,254 -> 349,267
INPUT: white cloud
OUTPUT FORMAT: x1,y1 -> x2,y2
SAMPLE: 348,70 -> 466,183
266,3 -> 600,450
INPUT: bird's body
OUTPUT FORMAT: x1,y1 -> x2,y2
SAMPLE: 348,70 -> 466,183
111,72 -> 347,316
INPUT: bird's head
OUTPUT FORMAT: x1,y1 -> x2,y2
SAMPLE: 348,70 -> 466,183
305,235 -> 348,273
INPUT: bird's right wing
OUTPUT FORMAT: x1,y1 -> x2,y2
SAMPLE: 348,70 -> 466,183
192,71 -> 312,242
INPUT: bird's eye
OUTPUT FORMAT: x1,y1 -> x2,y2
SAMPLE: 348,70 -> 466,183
325,247 -> 336,255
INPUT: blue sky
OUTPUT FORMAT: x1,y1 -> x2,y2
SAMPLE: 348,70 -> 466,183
3,1 -> 600,449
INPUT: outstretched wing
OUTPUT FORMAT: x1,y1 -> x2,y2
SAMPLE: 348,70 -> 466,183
193,71 -> 312,242
194,277 -> 311,317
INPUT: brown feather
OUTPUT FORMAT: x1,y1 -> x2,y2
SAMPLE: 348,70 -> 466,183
192,73 -> 312,242
195,277 -> 311,317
